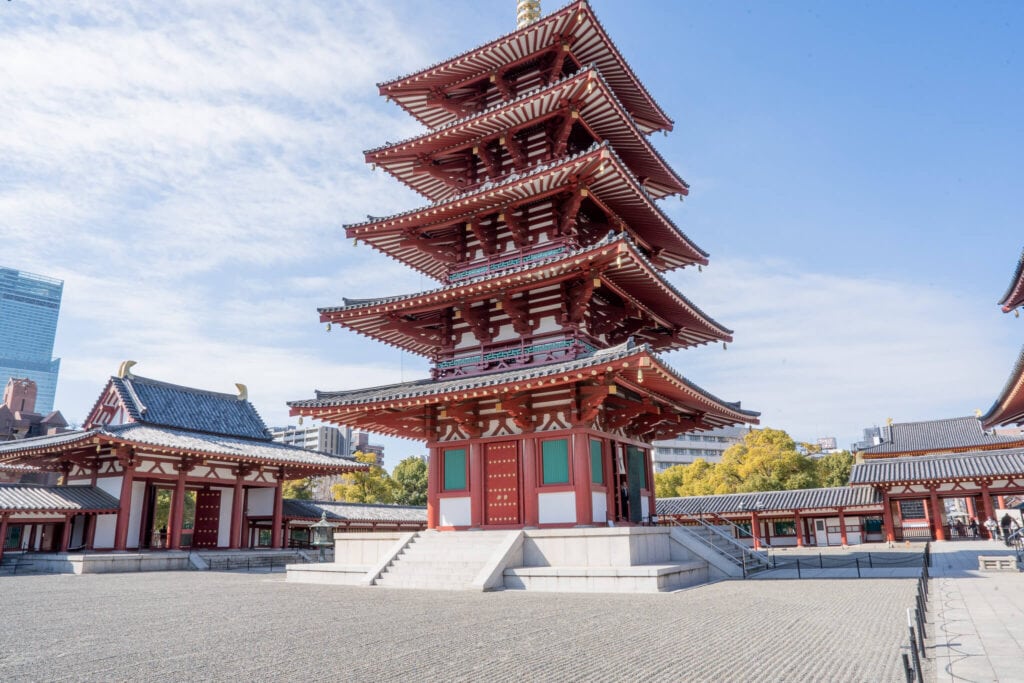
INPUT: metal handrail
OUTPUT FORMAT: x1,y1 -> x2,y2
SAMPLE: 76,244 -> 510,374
669,513 -> 770,569
704,511 -> 773,549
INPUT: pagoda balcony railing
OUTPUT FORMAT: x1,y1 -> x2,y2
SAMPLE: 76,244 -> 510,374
447,244 -> 568,283
433,333 -> 599,379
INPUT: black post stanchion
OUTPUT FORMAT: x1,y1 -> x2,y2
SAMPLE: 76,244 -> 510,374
796,558 -> 801,579
901,653 -> 914,683
915,605 -> 926,651
819,552 -> 823,568
856,557 -> 861,577
908,610 -> 924,683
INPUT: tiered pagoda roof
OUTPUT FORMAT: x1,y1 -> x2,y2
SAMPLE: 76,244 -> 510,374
321,233 -> 730,356
378,1 -> 673,134
982,245 -> 1024,428
350,142 -> 707,278
369,67 -> 687,201
998,247 -> 1024,313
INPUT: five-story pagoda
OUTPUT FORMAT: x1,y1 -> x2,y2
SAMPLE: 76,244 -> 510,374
290,0 -> 759,530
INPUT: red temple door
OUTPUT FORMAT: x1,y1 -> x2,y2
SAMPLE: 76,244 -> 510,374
192,489 -> 222,548
485,441 -> 521,526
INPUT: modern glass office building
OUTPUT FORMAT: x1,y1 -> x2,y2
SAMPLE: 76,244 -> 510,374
0,266 -> 63,414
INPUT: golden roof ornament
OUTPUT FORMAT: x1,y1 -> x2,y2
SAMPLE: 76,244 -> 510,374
516,0 -> 541,29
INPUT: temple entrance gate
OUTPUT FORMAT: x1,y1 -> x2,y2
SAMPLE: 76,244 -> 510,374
192,489 -> 221,548
484,441 -> 520,526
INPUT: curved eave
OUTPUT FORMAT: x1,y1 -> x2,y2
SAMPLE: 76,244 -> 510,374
379,1 -> 672,134
318,237 -> 730,357
368,67 -> 687,202
998,247 -> 1024,312
982,345 -> 1024,428
348,144 -> 706,281
288,345 -> 758,439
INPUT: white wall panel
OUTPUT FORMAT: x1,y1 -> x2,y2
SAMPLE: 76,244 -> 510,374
439,497 -> 472,527
538,491 -> 575,524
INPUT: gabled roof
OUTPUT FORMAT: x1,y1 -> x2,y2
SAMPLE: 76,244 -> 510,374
858,416 -> 1024,458
0,484 -> 120,513
0,423 -> 367,474
289,341 -> 758,439
91,374 -> 271,440
981,345 -> 1024,429
348,143 -> 707,279
378,1 -> 673,134
368,67 -> 687,201
319,234 -> 730,357
998,246 -> 1024,312
849,448 -> 1024,485
656,487 -> 882,517
282,499 -> 427,524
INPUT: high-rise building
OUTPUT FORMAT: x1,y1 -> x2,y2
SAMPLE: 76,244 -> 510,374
270,424 -> 347,456
0,266 -> 63,414
651,426 -> 748,472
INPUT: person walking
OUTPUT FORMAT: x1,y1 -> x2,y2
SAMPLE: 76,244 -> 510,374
1001,513 -> 1013,542
984,516 -> 999,541
969,518 -> 978,538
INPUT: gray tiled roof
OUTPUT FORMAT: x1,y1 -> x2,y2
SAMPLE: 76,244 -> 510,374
858,416 -> 1022,455
849,448 -> 1024,485
656,486 -> 883,517
282,499 -> 428,523
111,374 -> 270,440
0,424 -> 366,471
0,484 -> 120,512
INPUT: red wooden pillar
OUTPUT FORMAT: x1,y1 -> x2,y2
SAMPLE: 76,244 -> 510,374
572,431 -> 593,526
469,441 -> 484,528
997,495 -> 1007,510
521,436 -> 539,527
965,496 -> 976,520
980,482 -> 995,531
929,488 -> 945,541
60,515 -> 74,552
271,478 -> 284,549
426,447 -> 440,529
750,512 -> 761,550
229,477 -> 244,550
838,509 -> 848,546
169,468 -> 188,550
113,459 -> 136,551
882,490 -> 895,543
794,510 -> 803,547
0,513 -> 8,564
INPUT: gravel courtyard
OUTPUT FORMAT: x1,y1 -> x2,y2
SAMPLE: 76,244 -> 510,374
0,572 -> 915,682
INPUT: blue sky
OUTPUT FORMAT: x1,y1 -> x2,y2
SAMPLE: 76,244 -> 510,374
2,0 -> 1021,469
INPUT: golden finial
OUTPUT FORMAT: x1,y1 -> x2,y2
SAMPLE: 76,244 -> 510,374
117,360 -> 137,379
235,383 -> 248,401
975,408 -> 982,418
517,0 -> 541,29
886,417 -> 894,426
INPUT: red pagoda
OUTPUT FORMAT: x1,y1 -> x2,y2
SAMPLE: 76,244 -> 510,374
982,247 -> 1024,428
290,0 -> 758,530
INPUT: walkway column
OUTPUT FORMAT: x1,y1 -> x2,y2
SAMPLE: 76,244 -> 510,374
469,441 -> 484,528
229,475 -> 244,550
60,515 -> 74,552
794,510 -> 803,547
980,481 -> 995,530
426,447 -> 440,529
169,464 -> 188,550
521,436 -> 539,527
838,509 -> 848,546
271,476 -> 284,549
997,495 -> 1007,510
965,496 -> 976,520
881,490 -> 895,543
0,513 -> 8,564
929,487 -> 945,541
750,512 -> 761,550
113,450 -> 136,551
572,432 -> 593,526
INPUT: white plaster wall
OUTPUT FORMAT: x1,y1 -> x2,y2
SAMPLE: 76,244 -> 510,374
439,497 -> 471,527
218,488 -> 234,548
66,480 -> 89,487
126,480 -> 146,549
538,492 -> 575,524
93,515 -> 117,548
247,487 -> 274,516
534,315 -> 560,334
591,492 -> 607,524
93,476 -> 122,548
493,323 -> 517,342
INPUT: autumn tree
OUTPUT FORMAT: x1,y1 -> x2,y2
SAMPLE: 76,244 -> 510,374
815,450 -> 855,487
282,477 -> 314,500
331,451 -> 397,503
392,456 -> 428,506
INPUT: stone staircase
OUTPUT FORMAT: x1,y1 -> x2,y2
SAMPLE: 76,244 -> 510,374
672,523 -> 771,576
374,530 -> 510,590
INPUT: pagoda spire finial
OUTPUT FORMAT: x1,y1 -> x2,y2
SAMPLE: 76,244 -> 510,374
516,0 -> 541,29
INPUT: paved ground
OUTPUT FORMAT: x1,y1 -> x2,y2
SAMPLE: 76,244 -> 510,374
0,571 -> 916,682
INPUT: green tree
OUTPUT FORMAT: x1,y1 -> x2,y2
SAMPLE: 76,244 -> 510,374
815,450 -> 855,487
654,463 -> 687,498
731,428 -> 818,491
282,477 -> 314,500
392,456 -> 428,506
331,451 -> 397,503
